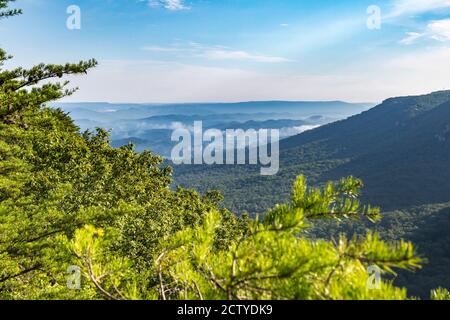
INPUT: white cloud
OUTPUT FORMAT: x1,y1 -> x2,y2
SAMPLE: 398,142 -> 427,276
389,0 -> 450,44
400,32 -> 424,44
400,18 -> 450,44
141,43 -> 291,63
387,0 -> 450,18
199,49 -> 291,63
147,0 -> 189,11
142,46 -> 185,52
428,19 -> 450,41
62,46 -> 450,104
279,125 -> 319,138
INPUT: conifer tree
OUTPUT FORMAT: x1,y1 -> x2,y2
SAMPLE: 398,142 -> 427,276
0,0 -> 448,300
0,0 -> 21,18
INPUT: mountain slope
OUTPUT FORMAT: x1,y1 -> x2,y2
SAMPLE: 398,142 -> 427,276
280,90 -> 450,210
172,90 -> 450,298
174,90 -> 450,213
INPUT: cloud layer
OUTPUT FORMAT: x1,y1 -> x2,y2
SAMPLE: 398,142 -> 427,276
63,45 -> 450,104
400,18 -> 450,44
387,0 -> 450,18
147,0 -> 189,11
142,43 -> 291,63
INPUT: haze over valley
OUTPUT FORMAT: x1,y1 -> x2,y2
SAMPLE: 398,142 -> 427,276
55,101 -> 373,156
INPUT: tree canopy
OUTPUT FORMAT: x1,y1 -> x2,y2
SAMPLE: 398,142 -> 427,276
0,0 -> 449,301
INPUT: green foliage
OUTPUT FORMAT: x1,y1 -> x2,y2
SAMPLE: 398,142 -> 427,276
0,0 -> 21,18
0,2 -> 237,298
0,53 -> 97,121
0,0 -> 448,300
308,202 -> 450,298
173,91 -> 450,298
291,175 -> 380,222
0,2 -> 97,123
0,105 -> 244,298
64,176 -> 425,300
174,90 -> 450,214
431,288 -> 450,301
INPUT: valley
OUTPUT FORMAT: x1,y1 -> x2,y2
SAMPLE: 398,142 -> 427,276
54,91 -> 450,298
172,90 -> 450,298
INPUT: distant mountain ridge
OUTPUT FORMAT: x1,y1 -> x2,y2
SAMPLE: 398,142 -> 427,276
279,90 -> 450,210
54,100 -> 373,120
174,90 -> 450,213
54,100 -> 371,158
171,90 -> 450,298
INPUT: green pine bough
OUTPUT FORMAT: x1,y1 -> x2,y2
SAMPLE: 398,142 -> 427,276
0,0 -> 449,300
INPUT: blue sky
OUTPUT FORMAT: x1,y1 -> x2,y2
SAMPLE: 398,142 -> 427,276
1,0 -> 450,103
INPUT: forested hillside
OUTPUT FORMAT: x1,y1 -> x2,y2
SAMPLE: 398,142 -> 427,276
174,90 -> 450,213
1,0 -> 447,300
173,91 -> 450,298
308,202 -> 450,298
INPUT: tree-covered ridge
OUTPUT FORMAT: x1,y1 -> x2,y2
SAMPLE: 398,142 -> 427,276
1,0 -> 449,300
0,107 -> 245,298
67,176 -> 422,300
172,90 -> 450,298
174,90 -> 450,214
0,80 -> 427,300
307,202 -> 450,298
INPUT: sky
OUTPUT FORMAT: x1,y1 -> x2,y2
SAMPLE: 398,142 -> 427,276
1,0 -> 450,103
